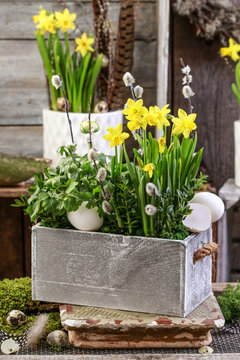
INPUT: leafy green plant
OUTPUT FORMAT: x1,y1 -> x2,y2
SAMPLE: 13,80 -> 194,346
33,7 -> 103,112
217,283 -> 240,321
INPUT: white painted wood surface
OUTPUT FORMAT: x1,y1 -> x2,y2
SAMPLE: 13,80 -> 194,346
217,178 -> 240,282
32,225 -> 212,317
156,0 -> 170,139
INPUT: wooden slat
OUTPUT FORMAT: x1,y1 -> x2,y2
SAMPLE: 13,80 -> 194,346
0,126 -> 43,157
173,15 -> 238,190
0,1 -> 156,41
0,39 -> 155,125
0,185 -> 30,198
0,354 -> 239,359
0,198 -> 24,279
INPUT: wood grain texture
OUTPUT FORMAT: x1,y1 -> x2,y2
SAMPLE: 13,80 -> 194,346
172,15 -> 238,190
0,198 -> 24,279
1,355 -> 240,360
32,225 -> 212,317
0,1 -> 155,40
0,39 -> 155,125
0,126 -> 43,157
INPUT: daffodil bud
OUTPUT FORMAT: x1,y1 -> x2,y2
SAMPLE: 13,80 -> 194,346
97,167 -> 107,181
146,183 -> 160,197
52,75 -> 62,89
182,85 -> 195,99
134,85 -> 144,99
102,200 -> 113,214
123,72 -> 135,87
80,120 -> 100,134
145,204 -> 157,216
88,149 -> 97,161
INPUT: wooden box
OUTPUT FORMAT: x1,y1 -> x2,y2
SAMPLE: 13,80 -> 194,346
32,225 -> 212,317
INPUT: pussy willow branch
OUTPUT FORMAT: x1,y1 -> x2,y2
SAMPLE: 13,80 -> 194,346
87,100 -> 121,231
180,58 -> 193,114
58,73 -> 75,144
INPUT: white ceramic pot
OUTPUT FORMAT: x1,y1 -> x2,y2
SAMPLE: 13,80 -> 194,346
43,109 -> 123,166
234,120 -> 240,187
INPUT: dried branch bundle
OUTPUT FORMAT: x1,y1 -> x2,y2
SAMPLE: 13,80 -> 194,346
173,0 -> 240,43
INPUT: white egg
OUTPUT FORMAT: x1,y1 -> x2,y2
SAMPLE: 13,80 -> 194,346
67,201 -> 103,231
189,192 -> 224,223
183,203 -> 212,233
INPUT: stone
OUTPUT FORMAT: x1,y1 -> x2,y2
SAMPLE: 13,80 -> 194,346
60,294 -> 224,349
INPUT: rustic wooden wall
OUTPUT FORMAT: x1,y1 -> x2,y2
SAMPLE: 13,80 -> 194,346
0,0 -> 156,157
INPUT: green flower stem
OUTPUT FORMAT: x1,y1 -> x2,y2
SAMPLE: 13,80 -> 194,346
139,176 -> 148,236
111,199 -> 124,229
143,129 -> 147,165
115,146 -> 118,164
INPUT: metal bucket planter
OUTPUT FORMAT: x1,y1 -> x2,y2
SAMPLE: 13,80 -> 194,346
32,225 -> 212,317
43,109 -> 123,167
234,120 -> 240,187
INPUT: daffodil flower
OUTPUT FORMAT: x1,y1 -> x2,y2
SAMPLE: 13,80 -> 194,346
122,99 -> 148,122
142,163 -> 155,178
33,7 -> 56,35
103,124 -> 129,147
55,8 -> 76,33
158,137 -> 166,153
75,33 -> 94,57
220,38 -> 240,62
146,105 -> 171,130
172,109 -> 197,138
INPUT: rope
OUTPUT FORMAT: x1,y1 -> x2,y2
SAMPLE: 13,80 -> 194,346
193,242 -> 219,264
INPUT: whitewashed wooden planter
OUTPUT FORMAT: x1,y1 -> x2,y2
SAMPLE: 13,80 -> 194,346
32,225 -> 212,317
43,109 -> 123,166
234,120 -> 240,187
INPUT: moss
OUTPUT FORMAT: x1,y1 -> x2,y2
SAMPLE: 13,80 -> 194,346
0,277 -> 62,336
46,312 -> 63,334
217,283 -> 240,322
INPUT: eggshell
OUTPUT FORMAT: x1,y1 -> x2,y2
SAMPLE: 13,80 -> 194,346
189,192 -> 224,223
1,338 -> 19,355
67,201 -> 103,231
183,203 -> 212,233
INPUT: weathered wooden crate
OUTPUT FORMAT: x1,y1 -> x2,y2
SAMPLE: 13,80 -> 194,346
32,225 -> 212,317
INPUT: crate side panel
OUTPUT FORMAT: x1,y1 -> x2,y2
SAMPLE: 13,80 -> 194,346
184,228 -> 212,316
32,226 -> 186,316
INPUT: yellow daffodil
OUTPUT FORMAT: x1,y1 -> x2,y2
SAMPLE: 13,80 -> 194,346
75,33 -> 94,57
142,163 -> 155,178
172,109 -> 197,138
33,7 -> 56,35
127,117 -> 147,132
103,124 -> 129,147
158,137 -> 166,153
55,8 -> 76,33
43,14 -> 56,34
122,99 -> 148,121
146,105 -> 171,130
220,38 -> 240,62
33,7 -> 47,24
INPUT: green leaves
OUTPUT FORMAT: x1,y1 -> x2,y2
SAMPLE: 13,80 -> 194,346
232,60 -> 240,107
35,30 -> 103,112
